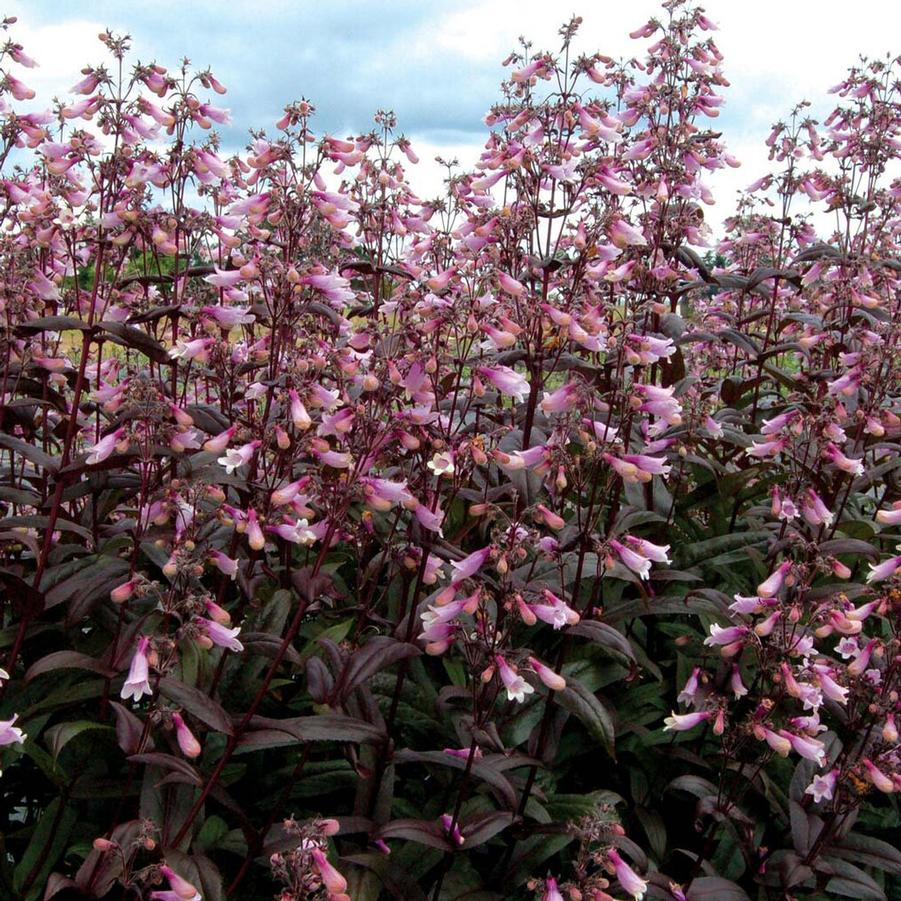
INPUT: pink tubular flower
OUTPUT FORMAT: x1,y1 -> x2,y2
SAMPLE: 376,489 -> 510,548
539,382 -> 579,414
477,365 -> 530,402
663,709 -> 711,731
203,424 -> 236,453
121,636 -> 152,702
210,550 -> 238,579
867,555 -> 901,584
608,217 -> 647,248
805,769 -> 838,802
823,442 -> 864,476
196,617 -> 244,652
528,657 -> 566,691
160,865 -> 199,900
244,507 -> 265,551
624,536 -> 671,564
757,561 -> 792,598
607,848 -> 648,899
536,504 -> 565,530
311,848 -> 347,894
677,667 -> 702,706
762,727 -> 792,757
532,590 -> 580,629
876,504 -> 901,525
449,547 -> 490,583
110,579 -> 137,604
218,439 -> 260,474
543,877 -> 565,901
0,714 -> 26,749
863,759 -> 895,793
171,712 -> 201,758
495,655 -> 534,703
609,538 -> 652,579
730,665 -> 748,699
85,427 -> 127,465
780,730 -> 826,765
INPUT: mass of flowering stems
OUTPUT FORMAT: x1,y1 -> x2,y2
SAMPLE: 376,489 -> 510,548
0,2 -> 899,899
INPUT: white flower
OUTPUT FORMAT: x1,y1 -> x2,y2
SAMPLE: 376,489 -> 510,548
427,452 -> 455,477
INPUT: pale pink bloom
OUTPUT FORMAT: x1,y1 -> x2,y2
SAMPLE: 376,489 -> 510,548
169,337 -> 213,361
539,382 -> 579,414
197,617 -> 244,652
304,270 -> 354,305
427,451 -> 455,476
203,425 -> 236,453
85,427 -> 127,465
450,547 -> 491,583
203,267 -> 243,289
494,445 -> 548,472
625,334 -> 675,364
218,440 -> 259,474
583,419 -> 619,443
495,655 -> 534,703
607,848 -> 648,899
823,443 -> 863,476
801,489 -> 833,527
730,594 -> 767,614
362,477 -> 414,510
172,712 -> 201,758
760,410 -> 799,434
532,590 -> 580,629
315,449 -> 353,469
413,503 -> 445,536
202,305 -> 255,327
477,365 -> 529,402
805,769 -> 837,803
268,518 -> 317,546
663,709 -> 710,731
608,217 -> 647,247
609,538 -> 651,579
677,667 -> 702,706
311,848 -> 347,894
121,637 -> 152,702
762,727 -> 792,756
536,504 -> 565,530
271,478 -> 306,507
867,555 -> 901,584
71,72 -> 101,94
528,657 -> 566,691
159,865 -> 199,900
876,504 -> 901,525
542,877 -> 564,901
781,730 -> 826,765
754,610 -> 781,637
481,323 -> 517,349
730,665 -> 748,698
704,624 -> 748,647
863,759 -> 895,793
110,579 -> 137,604
757,561 -> 792,598
288,389 -> 312,430
812,664 -> 849,704
625,538 -> 671,566
511,58 -> 548,84
847,639 -> 878,677
746,437 -> 787,459
0,714 -> 26,749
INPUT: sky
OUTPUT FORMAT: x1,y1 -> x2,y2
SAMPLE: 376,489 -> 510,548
4,0 -> 900,229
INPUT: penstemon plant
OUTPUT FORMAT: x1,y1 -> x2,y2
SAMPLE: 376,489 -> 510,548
0,2 -> 899,899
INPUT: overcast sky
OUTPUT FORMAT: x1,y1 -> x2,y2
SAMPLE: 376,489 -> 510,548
5,0 -> 900,227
